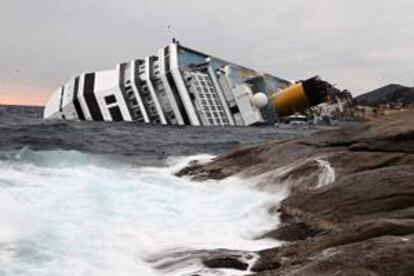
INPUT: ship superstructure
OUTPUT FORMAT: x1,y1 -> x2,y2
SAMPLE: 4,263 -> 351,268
44,41 -> 291,126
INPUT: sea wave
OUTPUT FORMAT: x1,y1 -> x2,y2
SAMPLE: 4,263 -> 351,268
0,149 -> 283,276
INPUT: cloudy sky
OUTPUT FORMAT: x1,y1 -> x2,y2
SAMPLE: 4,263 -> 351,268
1,0 -> 413,105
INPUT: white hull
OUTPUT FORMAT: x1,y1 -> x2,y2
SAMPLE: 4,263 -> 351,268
44,42 -> 290,126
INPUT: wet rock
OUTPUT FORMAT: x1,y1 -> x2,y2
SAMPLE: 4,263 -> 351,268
254,235 -> 414,276
250,165 -> 414,274
176,111 -> 414,275
178,111 -> 414,186
281,166 -> 414,228
260,222 -> 325,242
250,247 -> 281,272
202,256 -> 249,270
252,218 -> 414,272
145,248 -> 253,273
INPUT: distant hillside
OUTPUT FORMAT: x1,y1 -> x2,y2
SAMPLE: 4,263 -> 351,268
354,84 -> 414,107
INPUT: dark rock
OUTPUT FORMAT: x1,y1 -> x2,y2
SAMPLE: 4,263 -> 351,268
177,111 -> 414,185
281,166 -> 414,228
250,247 -> 281,272
248,165 -> 414,274
176,111 -> 414,275
260,222 -> 325,242
202,256 -> 249,271
144,248 -> 253,273
254,235 -> 414,276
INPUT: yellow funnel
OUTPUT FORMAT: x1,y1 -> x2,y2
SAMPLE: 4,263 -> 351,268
271,76 -> 326,117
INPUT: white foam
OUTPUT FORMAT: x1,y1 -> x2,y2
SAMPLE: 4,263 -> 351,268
0,150 -> 283,276
316,159 -> 336,188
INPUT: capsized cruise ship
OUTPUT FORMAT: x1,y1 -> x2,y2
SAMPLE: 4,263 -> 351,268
43,41 -> 294,126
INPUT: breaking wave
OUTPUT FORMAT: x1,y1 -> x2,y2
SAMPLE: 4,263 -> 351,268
0,149 -> 283,276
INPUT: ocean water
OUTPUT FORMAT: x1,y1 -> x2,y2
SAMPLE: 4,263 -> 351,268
0,105 -> 314,276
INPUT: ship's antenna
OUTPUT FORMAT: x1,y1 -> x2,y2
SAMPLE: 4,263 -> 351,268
168,24 -> 179,44
168,24 -> 174,43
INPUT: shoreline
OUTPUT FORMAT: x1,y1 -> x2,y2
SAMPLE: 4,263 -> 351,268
177,110 -> 414,275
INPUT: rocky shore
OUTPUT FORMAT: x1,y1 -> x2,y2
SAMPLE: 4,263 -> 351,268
177,110 -> 414,275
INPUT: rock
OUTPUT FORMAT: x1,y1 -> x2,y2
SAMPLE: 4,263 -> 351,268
250,247 -> 282,272
254,235 -> 414,276
251,218 -> 414,272
177,111 -> 414,185
202,256 -> 249,271
176,111 -> 414,275
281,165 -> 414,229
145,248 -> 252,273
259,222 -> 326,242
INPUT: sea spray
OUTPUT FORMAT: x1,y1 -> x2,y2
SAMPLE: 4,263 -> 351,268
0,149 -> 283,276
316,159 -> 336,188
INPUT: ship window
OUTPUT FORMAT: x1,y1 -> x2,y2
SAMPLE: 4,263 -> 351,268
105,95 -> 117,105
230,105 -> 240,114
108,106 -> 123,121
130,99 -> 138,106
